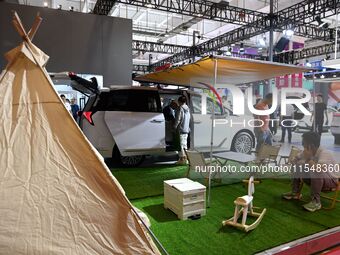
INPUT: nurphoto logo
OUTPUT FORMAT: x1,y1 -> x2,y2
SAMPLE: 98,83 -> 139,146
214,86 -> 312,128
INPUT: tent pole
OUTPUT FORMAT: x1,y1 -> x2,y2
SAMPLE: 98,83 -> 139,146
313,76 -> 316,132
268,0 -> 274,62
335,9 -> 338,59
130,206 -> 170,255
208,58 -> 218,208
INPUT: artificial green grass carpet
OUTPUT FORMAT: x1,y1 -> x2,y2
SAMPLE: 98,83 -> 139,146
111,165 -> 187,199
112,165 -> 340,255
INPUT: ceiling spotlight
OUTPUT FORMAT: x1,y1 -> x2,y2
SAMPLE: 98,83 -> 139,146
239,43 -> 245,55
217,50 -> 223,55
258,37 -> 266,47
320,74 -> 325,79
43,1 -> 48,7
323,55 -> 331,61
333,74 -> 337,78
283,29 -> 294,38
69,6 -> 74,11
315,16 -> 329,29
226,46 -> 232,56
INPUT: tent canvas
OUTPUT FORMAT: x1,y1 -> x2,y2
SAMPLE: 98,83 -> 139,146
0,13 -> 160,254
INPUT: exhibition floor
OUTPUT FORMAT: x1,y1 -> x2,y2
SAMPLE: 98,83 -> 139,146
111,165 -> 340,255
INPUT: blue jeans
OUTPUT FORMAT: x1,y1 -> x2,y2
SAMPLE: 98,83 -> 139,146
255,129 -> 272,151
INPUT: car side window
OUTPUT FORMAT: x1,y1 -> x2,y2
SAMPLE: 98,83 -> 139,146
159,93 -> 180,108
129,90 -> 161,112
93,90 -> 162,113
93,91 -> 129,111
146,95 -> 159,112
191,95 -> 202,114
207,98 -> 222,115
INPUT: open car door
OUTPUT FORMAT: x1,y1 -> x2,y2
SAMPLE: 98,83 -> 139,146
50,72 -> 99,96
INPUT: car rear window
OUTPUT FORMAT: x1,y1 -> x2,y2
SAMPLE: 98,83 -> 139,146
92,89 -> 162,113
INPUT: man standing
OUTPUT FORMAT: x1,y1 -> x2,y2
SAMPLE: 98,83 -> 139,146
282,132 -> 338,212
71,98 -> 80,122
269,106 -> 278,136
174,96 -> 190,165
163,100 -> 178,149
60,94 -> 72,113
254,93 -> 273,151
279,104 -> 294,143
311,94 -> 328,136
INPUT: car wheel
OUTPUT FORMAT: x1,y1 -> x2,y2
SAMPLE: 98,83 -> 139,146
231,131 -> 254,154
112,146 -> 145,167
335,135 -> 340,145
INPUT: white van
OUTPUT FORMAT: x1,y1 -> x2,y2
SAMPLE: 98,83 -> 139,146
70,75 -> 255,166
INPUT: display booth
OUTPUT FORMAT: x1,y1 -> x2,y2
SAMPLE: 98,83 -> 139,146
136,55 -> 313,207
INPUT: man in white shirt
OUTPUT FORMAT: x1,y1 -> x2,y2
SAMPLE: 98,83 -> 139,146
282,132 -> 338,212
279,104 -> 294,143
174,96 -> 190,165
60,94 -> 72,113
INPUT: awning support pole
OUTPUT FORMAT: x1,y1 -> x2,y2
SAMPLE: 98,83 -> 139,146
208,58 -> 218,208
335,7 -> 338,59
268,0 -> 274,62
313,76 -> 316,132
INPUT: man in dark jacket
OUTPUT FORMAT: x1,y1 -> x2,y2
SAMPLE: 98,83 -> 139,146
311,95 -> 328,136
163,100 -> 178,148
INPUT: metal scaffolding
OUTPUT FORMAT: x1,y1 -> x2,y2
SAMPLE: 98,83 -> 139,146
151,0 -> 339,69
133,40 -> 190,54
133,64 -> 149,73
93,0 -> 117,15
93,0 -> 340,71
275,43 -> 340,64
93,0 -> 268,26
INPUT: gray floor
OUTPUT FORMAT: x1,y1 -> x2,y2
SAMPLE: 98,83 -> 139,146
274,130 -> 340,159
136,131 -> 340,167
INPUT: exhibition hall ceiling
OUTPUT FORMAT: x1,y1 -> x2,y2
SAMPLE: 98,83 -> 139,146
16,0 -> 340,66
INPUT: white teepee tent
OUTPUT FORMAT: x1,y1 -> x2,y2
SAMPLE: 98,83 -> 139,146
0,12 -> 161,255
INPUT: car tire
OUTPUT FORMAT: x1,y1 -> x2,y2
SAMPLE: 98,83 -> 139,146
231,131 -> 254,154
112,146 -> 145,167
335,135 -> 340,145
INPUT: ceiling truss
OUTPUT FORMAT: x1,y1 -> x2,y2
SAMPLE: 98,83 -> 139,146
93,0 -> 268,26
92,0 -> 340,71
150,0 -> 340,69
275,43 -> 340,64
133,40 -> 190,54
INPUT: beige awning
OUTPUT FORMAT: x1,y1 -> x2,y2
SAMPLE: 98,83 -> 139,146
135,56 -> 312,87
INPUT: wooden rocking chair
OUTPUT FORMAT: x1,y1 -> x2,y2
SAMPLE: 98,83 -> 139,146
222,176 -> 266,232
